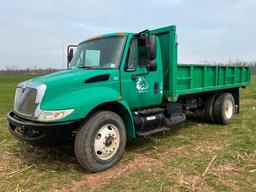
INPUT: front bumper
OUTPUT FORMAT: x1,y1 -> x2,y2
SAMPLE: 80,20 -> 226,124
7,111 -> 78,145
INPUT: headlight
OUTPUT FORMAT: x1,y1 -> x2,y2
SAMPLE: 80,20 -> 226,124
38,109 -> 74,122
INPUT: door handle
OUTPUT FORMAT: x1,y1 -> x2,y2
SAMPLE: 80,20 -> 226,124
131,74 -> 137,80
154,82 -> 159,94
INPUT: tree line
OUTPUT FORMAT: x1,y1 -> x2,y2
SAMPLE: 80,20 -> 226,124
0,60 -> 256,75
0,67 -> 60,76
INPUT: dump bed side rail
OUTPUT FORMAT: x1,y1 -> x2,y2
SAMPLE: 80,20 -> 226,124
176,64 -> 251,96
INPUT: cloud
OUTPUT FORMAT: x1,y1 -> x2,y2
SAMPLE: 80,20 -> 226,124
70,23 -> 121,36
0,0 -> 255,69
149,0 -> 189,7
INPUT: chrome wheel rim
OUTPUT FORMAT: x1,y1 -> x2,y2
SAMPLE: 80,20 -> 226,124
224,99 -> 233,119
94,124 -> 120,160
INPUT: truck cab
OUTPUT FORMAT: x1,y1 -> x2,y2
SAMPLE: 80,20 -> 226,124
68,32 -> 163,110
7,25 -> 251,172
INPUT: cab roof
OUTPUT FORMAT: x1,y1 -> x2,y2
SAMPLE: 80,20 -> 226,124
79,32 -> 133,45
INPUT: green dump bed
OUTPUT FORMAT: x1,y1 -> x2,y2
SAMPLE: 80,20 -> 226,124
151,26 -> 251,102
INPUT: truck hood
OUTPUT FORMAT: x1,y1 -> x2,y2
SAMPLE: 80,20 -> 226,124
31,69 -> 117,98
32,69 -> 109,84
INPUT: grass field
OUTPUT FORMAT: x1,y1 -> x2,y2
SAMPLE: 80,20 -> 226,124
0,75 -> 255,192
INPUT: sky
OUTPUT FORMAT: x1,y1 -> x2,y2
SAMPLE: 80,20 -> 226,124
0,0 -> 255,69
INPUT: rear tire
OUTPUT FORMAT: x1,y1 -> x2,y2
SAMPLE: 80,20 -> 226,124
213,93 -> 235,125
204,93 -> 218,123
75,111 -> 126,172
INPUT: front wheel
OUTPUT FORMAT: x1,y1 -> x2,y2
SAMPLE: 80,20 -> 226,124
75,111 -> 126,172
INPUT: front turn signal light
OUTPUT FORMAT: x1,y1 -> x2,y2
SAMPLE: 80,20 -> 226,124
38,109 -> 74,122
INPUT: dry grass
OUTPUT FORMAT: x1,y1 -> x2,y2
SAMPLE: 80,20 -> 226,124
0,75 -> 255,192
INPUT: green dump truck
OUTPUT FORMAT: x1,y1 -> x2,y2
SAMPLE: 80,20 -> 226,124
7,25 -> 251,172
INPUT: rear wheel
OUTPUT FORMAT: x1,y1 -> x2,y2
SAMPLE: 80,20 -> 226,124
204,93 -> 218,123
75,111 -> 126,172
213,93 -> 235,125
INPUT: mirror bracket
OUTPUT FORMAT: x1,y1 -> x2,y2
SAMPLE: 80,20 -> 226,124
67,45 -> 78,68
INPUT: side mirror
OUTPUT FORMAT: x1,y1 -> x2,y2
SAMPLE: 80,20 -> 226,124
149,35 -> 156,60
67,48 -> 73,64
67,45 -> 78,68
148,35 -> 157,71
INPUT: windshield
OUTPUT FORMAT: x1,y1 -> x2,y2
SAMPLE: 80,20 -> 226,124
69,36 -> 126,69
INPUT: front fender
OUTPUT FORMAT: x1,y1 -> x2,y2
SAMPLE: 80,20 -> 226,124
40,86 -> 121,120
115,100 -> 136,139
40,86 -> 136,139
88,100 -> 136,139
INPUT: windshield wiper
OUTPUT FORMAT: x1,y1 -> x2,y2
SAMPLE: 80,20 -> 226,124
77,65 -> 112,70
77,65 -> 94,69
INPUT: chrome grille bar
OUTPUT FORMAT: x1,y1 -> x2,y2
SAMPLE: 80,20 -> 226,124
14,81 -> 47,120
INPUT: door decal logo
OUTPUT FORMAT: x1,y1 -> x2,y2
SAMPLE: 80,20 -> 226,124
136,77 -> 149,93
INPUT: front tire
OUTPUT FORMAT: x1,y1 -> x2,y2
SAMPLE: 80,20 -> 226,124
75,111 -> 126,172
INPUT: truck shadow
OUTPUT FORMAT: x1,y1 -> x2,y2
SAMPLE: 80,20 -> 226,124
12,117 -> 207,173
125,116 -> 205,152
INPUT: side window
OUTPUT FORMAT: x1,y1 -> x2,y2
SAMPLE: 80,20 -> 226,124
75,50 -> 85,67
126,39 -> 137,71
138,38 -> 147,67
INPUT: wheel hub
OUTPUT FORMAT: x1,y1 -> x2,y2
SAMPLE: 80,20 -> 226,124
105,136 -> 113,147
224,99 -> 233,119
94,124 -> 120,160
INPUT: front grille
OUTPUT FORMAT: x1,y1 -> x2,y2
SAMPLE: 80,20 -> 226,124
14,87 -> 38,116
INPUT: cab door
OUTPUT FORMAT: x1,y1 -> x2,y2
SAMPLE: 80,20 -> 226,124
121,37 -> 163,110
